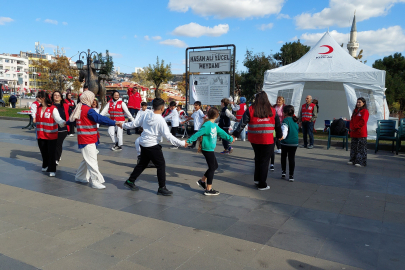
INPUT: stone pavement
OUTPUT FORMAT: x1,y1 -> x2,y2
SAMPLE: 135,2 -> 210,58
0,119 -> 404,270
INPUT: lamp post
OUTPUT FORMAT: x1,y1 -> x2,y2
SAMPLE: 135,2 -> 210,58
75,49 -> 102,87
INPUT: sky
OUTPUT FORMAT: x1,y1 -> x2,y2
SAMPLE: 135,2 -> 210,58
1,0 -> 405,74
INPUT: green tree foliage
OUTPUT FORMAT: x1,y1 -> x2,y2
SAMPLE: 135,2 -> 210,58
373,53 -> 405,111
239,50 -> 278,102
145,57 -> 172,98
97,50 -> 114,76
273,40 -> 310,66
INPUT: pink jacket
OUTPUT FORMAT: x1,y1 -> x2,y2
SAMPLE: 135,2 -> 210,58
274,105 -> 284,122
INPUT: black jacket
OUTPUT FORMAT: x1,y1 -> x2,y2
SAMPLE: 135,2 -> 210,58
233,109 -> 282,140
9,95 -> 17,103
218,107 -> 231,129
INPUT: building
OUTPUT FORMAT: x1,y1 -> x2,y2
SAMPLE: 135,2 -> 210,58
134,67 -> 144,73
19,51 -> 52,93
347,13 -> 359,57
0,53 -> 30,94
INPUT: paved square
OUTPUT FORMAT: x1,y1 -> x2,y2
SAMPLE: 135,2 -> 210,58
0,119 -> 404,269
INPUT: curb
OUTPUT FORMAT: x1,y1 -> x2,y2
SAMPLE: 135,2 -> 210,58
0,116 -> 28,122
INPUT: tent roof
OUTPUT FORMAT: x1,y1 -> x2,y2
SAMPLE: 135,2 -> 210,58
264,32 -> 385,87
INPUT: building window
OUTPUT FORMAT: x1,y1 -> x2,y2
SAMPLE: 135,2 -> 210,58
277,89 -> 294,105
5,59 -> 9,63
355,89 -> 377,115
25,82 -> 27,86
6,74 -> 10,78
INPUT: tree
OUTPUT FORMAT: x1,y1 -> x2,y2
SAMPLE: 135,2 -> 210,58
131,68 -> 153,87
145,57 -> 172,98
161,92 -> 169,102
355,49 -> 367,64
177,72 -> 200,96
97,50 -> 114,76
373,53 -> 405,110
274,40 -> 310,66
239,50 -> 278,102
32,56 -> 79,92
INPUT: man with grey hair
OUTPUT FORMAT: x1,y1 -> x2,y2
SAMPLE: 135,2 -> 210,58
299,95 -> 317,149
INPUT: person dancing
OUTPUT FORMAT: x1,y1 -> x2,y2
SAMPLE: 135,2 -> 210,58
52,91 -> 70,165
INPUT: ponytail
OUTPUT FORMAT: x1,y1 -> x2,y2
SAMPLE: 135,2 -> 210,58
283,105 -> 297,122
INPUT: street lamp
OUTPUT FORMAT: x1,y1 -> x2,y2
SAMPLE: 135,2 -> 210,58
76,49 -> 103,87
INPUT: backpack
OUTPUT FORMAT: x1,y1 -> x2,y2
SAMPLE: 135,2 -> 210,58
330,118 -> 346,135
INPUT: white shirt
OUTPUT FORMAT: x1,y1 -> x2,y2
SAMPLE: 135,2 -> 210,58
164,109 -> 180,127
31,102 -> 38,119
281,123 -> 288,139
100,98 -> 134,121
191,109 -> 205,131
231,104 -> 240,112
123,111 -> 185,148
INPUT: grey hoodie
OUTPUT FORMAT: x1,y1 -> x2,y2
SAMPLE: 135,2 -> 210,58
123,110 -> 185,148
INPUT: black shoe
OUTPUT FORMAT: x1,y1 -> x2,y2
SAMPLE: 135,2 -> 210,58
282,171 -> 286,178
196,179 -> 207,190
204,189 -> 220,196
289,176 -> 294,182
113,146 -> 123,151
157,186 -> 173,196
124,180 -> 139,191
269,165 -> 274,171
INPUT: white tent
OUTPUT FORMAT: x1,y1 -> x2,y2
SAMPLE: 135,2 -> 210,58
263,32 -> 388,138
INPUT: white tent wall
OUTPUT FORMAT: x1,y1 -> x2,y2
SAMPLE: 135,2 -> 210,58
263,82 -> 305,114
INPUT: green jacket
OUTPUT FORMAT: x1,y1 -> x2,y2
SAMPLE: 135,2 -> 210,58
281,117 -> 299,146
187,121 -> 234,152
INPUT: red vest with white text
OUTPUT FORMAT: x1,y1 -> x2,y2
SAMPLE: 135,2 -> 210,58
108,100 -> 125,121
77,105 -> 98,145
236,103 -> 246,121
36,105 -> 58,140
301,103 -> 315,122
247,106 -> 275,144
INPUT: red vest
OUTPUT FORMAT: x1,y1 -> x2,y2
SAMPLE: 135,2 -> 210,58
36,105 -> 58,140
301,103 -> 315,122
77,105 -> 98,145
66,99 -> 75,107
128,92 -> 141,109
236,103 -> 246,121
33,101 -> 40,107
247,106 -> 275,144
108,100 -> 125,121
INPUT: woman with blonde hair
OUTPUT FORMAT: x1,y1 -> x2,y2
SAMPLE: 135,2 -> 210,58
272,96 -> 285,156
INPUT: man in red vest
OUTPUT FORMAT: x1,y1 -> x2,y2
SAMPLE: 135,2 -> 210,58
231,97 -> 247,141
299,95 -> 318,149
127,88 -> 142,135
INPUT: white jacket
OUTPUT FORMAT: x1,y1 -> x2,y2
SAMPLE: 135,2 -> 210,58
123,111 -> 185,148
164,109 -> 180,127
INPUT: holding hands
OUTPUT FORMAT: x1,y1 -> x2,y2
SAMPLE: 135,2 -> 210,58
115,121 -> 123,129
184,141 -> 189,148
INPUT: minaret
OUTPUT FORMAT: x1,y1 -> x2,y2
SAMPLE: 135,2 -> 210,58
347,12 -> 359,57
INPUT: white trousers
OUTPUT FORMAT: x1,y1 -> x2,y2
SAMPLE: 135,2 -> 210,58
75,144 -> 105,184
108,126 -> 123,146
135,137 -> 141,156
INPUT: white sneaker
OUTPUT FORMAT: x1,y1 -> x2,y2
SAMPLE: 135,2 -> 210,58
258,186 -> 270,191
49,172 -> 55,177
55,160 -> 59,165
275,149 -> 281,154
91,182 -> 106,189
355,164 -> 363,167
69,134 -> 74,137
75,178 -> 89,183
41,167 -> 48,172
347,161 -> 353,165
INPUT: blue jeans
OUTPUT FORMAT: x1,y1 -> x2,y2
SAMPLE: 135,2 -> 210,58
302,121 -> 314,146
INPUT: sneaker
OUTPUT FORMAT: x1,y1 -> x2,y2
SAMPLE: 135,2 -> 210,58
124,180 -> 139,191
157,186 -> 173,196
289,176 -> 294,182
113,146 -> 123,151
111,146 -> 118,151
49,172 -> 55,177
55,160 -> 59,165
204,189 -> 220,196
355,164 -> 363,167
169,146 -> 179,149
282,171 -> 286,178
68,134 -> 74,137
75,178 -> 88,183
269,165 -> 275,171
258,186 -> 270,191
275,149 -> 281,154
41,167 -> 48,172
196,179 -> 207,190
307,145 -> 314,149
347,161 -> 353,165
91,182 -> 106,189
220,150 -> 230,154
299,145 -> 307,148
228,146 -> 233,154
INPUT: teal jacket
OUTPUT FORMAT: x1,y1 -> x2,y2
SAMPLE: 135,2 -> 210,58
187,121 -> 234,152
281,117 -> 299,146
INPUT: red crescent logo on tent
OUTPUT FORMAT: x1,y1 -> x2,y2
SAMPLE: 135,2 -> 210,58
319,45 -> 334,54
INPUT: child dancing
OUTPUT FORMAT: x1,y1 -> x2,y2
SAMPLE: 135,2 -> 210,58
280,105 -> 299,182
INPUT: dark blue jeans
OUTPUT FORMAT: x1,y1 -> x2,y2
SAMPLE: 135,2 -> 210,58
302,121 -> 314,146
127,109 -> 139,135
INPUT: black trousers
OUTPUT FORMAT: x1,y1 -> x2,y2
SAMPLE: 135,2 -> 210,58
129,144 -> 166,188
68,123 -> 75,134
171,127 -> 178,137
37,139 -> 57,172
271,141 -> 276,165
220,127 -> 230,150
127,109 -> 139,135
56,131 -> 68,162
251,143 -> 274,188
202,151 -> 218,185
191,130 -> 198,147
281,145 -> 297,176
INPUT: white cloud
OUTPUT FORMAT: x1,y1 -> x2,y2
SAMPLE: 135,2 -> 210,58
160,39 -> 188,48
300,26 -> 405,57
258,23 -> 274,31
168,0 -> 285,19
0,17 -> 13,25
42,43 -> 57,49
152,36 -> 162,40
290,36 -> 298,41
277,40 -> 284,44
36,18 -> 41,22
44,19 -> 58,25
172,22 -> 229,37
109,53 -> 123,58
277,13 -> 290,19
295,0 -> 405,29
62,22 -> 68,25
144,35 -> 150,40
134,35 -> 138,38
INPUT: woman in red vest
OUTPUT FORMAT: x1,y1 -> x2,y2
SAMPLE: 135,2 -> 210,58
34,91 -> 66,177
348,97 -> 369,167
233,92 -> 282,190
52,91 -> 70,165
127,88 -> 142,135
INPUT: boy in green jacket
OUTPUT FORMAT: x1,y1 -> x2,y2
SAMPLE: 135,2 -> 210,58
187,107 -> 234,195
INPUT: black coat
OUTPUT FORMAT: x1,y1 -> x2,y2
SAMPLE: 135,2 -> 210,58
9,95 -> 17,103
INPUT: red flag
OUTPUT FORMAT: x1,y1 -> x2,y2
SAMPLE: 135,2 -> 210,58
68,76 -> 73,79
37,73 -> 41,77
